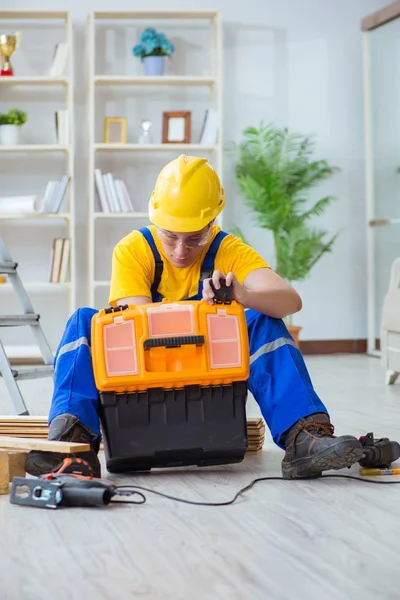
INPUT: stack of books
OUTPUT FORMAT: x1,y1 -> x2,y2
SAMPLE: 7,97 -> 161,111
49,237 -> 70,283
94,169 -> 135,213
41,175 -> 70,213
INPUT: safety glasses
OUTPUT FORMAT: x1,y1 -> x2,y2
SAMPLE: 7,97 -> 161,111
156,226 -> 212,249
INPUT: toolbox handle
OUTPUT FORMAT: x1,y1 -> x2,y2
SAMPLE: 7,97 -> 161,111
144,335 -> 205,350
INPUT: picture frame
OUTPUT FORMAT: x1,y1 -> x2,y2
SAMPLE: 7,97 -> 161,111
162,111 -> 191,144
104,117 -> 127,144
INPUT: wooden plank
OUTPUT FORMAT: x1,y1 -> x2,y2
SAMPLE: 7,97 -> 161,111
0,452 -> 9,495
7,451 -> 27,480
0,415 -> 48,422
361,1 -> 400,31
0,436 -> 90,453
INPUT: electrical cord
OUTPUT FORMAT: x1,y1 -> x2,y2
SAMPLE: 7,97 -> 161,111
112,473 -> 400,507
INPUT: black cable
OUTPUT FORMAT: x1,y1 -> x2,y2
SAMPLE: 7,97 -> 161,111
114,473 -> 400,507
111,490 -> 146,505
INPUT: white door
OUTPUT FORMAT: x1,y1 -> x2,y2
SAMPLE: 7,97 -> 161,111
364,19 -> 400,354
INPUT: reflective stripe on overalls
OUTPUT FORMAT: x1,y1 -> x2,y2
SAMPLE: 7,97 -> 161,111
49,229 -> 328,443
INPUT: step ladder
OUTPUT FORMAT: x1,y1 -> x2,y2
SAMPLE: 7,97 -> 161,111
0,233 -> 54,415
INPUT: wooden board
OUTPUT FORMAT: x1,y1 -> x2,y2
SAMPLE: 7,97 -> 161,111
0,436 -> 91,453
0,452 -> 9,494
0,417 -> 266,455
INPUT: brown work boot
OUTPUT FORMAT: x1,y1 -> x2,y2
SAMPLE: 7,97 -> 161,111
281,413 -> 363,479
25,414 -> 101,478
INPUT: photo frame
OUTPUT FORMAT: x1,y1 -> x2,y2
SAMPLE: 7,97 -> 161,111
162,111 -> 191,144
104,117 -> 127,144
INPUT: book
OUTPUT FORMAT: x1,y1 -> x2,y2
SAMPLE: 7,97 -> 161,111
41,181 -> 57,213
94,169 -> 110,213
199,108 -> 219,145
104,173 -> 122,212
49,43 -> 68,77
115,180 -> 135,212
58,238 -> 71,283
49,238 -> 65,283
41,176 -> 70,213
55,110 -> 69,145
51,175 -> 70,213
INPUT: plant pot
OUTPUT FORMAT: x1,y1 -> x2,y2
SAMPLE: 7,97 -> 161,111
0,125 -> 20,145
287,325 -> 302,348
143,56 -> 166,76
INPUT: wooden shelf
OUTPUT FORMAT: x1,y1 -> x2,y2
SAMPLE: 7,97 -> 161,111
94,281 -> 110,287
0,213 -> 70,221
94,212 -> 148,219
0,145 -> 69,153
94,143 -> 218,152
0,76 -> 69,86
94,76 -> 217,87
0,282 -> 71,291
0,11 -> 69,19
93,11 -> 218,20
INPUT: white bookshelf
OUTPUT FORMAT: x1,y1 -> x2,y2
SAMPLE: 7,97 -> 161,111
0,10 -> 75,356
87,10 -> 223,308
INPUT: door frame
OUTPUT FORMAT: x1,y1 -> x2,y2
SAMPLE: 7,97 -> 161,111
362,2 -> 400,355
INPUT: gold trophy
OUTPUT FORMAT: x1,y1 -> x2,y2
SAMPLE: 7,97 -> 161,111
0,33 -> 21,76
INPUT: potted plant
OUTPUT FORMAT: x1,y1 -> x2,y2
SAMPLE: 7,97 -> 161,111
132,27 -> 175,76
0,109 -> 27,145
232,122 -> 339,346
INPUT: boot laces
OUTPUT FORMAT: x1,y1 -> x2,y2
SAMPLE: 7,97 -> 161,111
302,420 -> 335,438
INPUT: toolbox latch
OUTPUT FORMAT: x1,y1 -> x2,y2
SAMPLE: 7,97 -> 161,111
104,304 -> 129,314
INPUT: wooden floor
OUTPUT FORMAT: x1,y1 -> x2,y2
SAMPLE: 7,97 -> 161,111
0,354 -> 400,600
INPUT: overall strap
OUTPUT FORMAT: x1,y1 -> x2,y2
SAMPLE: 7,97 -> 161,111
139,227 -> 163,302
186,230 -> 229,301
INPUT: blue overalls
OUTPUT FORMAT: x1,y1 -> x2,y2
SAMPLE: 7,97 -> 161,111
49,227 -> 328,446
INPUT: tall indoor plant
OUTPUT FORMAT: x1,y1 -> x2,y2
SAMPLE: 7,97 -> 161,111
232,122 -> 339,344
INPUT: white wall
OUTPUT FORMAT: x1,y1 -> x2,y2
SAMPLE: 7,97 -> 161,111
0,0 -> 389,344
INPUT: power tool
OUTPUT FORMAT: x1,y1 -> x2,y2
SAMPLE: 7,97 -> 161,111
359,432 -> 400,469
9,457 -> 145,509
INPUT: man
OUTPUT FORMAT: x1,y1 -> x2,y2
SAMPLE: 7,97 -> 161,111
26,155 -> 363,479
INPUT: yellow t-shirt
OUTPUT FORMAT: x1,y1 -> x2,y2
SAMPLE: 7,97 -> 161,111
109,225 -> 269,305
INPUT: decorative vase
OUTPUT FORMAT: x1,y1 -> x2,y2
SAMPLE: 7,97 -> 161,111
0,124 -> 19,145
287,325 -> 302,348
143,56 -> 165,76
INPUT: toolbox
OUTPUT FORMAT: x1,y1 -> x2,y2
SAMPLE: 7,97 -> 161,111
92,297 -> 250,472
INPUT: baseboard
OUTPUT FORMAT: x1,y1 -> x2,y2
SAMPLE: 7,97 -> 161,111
300,339 -> 367,355
4,340 -> 369,365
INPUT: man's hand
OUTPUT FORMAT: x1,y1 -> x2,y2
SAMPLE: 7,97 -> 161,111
202,270 -> 247,306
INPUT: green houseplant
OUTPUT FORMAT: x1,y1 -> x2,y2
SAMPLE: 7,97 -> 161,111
0,109 -> 27,146
232,122 -> 339,341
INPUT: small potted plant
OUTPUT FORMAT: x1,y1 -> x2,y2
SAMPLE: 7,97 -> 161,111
133,27 -> 175,76
0,109 -> 27,145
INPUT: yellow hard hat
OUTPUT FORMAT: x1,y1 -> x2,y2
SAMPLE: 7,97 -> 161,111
148,155 -> 225,232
